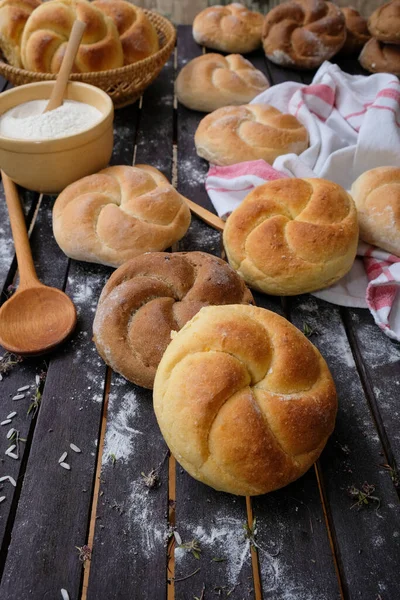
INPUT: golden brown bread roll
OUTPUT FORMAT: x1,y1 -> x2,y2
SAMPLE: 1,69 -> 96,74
195,104 -> 308,166
93,252 -> 253,389
359,38 -> 400,75
176,53 -> 269,113
368,0 -> 400,44
21,0 -> 124,73
262,0 -> 346,69
351,167 -> 400,257
52,165 -> 191,268
223,177 -> 359,295
0,0 -> 40,67
93,0 -> 159,65
340,7 -> 370,56
153,304 -> 337,496
192,3 -> 264,54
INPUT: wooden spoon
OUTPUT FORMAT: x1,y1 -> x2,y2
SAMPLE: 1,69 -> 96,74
184,198 -> 225,232
0,173 -> 77,355
44,19 -> 86,113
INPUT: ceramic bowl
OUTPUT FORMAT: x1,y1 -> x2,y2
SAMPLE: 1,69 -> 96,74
0,81 -> 114,193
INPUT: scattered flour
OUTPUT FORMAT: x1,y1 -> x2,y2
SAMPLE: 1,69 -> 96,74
126,481 -> 166,559
102,390 -> 142,463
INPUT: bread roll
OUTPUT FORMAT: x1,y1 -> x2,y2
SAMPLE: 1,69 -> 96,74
0,0 -> 40,67
262,0 -> 346,70
340,7 -> 370,56
176,53 -> 269,113
93,0 -> 159,65
359,38 -> 400,75
153,304 -> 337,496
53,165 -> 191,268
351,167 -> 400,256
93,252 -> 253,389
223,177 -> 359,295
21,0 -> 123,73
193,3 -> 264,54
195,104 -> 308,166
368,0 -> 400,44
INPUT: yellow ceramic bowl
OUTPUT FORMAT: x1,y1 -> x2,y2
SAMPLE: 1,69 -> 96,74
0,81 -> 114,193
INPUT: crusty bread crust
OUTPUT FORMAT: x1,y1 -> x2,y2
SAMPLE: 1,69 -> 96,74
368,0 -> 400,44
359,37 -> 400,75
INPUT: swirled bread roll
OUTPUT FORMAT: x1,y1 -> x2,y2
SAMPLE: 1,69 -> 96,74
340,7 -> 370,56
0,0 -> 41,67
223,178 -> 359,295
153,304 -> 337,496
93,0 -> 159,65
262,0 -> 346,69
368,0 -> 400,44
195,104 -> 308,166
21,0 -> 123,73
359,38 -> 400,75
193,3 -> 264,54
176,53 -> 269,113
52,165 -> 191,268
93,252 -> 253,389
351,167 -> 400,256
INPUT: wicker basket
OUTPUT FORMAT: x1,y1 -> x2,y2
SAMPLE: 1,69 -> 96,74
0,10 -> 176,109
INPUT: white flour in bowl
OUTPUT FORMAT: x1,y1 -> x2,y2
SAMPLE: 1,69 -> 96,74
0,99 -> 102,140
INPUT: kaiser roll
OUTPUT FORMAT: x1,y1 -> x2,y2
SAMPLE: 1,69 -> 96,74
52,165 -> 191,268
262,0 -> 346,70
359,38 -> 400,75
0,0 -> 41,67
93,0 -> 159,65
223,177 -> 359,295
195,104 -> 308,166
176,53 -> 269,113
153,304 -> 337,496
21,0 -> 123,73
340,7 -> 370,55
368,0 -> 400,44
192,3 -> 264,54
93,252 -> 253,389
351,167 -> 400,257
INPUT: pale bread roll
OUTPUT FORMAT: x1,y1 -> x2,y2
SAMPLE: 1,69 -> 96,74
193,3 -> 264,54
262,0 -> 346,70
176,53 -> 269,113
195,103 -> 308,166
351,167 -> 400,257
93,251 -> 253,389
368,0 -> 400,44
93,0 -> 159,65
53,165 -> 191,268
21,0 -> 123,73
0,0 -> 41,67
340,7 -> 370,56
359,38 -> 400,75
223,177 -> 359,295
153,304 -> 337,496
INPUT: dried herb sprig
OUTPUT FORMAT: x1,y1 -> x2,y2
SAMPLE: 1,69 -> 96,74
27,373 -> 46,418
141,450 -> 169,490
381,463 -> 399,488
348,482 -> 381,511
177,538 -> 201,560
243,517 -> 258,549
0,353 -> 23,380
302,322 -> 318,338
75,544 -> 92,564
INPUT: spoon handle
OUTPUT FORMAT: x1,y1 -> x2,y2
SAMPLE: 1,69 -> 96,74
1,172 -> 40,289
184,197 -> 225,232
44,20 -> 86,113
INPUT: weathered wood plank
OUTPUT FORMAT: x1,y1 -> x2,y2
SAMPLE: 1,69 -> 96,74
290,295 -> 400,600
86,55 -> 176,600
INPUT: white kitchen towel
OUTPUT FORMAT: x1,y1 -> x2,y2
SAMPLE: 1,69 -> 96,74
204,61 -> 400,341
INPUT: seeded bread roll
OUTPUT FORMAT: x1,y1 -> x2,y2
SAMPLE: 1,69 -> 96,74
93,251 -> 253,389
52,165 -> 191,268
223,177 -> 359,295
340,7 -> 370,56
262,0 -> 346,70
195,103 -> 308,166
176,53 -> 269,113
368,0 -> 400,44
93,0 -> 159,65
153,304 -> 337,496
359,38 -> 400,75
21,0 -> 123,73
351,167 -> 400,257
193,3 -> 264,54
0,0 -> 41,67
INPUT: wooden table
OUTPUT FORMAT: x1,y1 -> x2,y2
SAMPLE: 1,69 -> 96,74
0,26 -> 399,600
